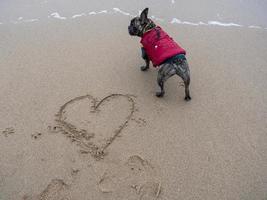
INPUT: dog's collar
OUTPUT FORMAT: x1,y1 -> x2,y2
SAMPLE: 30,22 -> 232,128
141,20 -> 156,36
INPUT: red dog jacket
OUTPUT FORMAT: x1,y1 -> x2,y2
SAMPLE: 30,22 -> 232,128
140,26 -> 186,66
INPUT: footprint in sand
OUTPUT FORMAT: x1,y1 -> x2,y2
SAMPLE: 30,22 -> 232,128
50,94 -> 136,159
131,117 -> 147,127
23,179 -> 70,200
98,155 -> 161,200
31,132 -> 42,140
2,127 -> 15,137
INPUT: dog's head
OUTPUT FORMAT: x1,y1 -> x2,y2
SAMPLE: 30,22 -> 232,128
128,8 -> 155,37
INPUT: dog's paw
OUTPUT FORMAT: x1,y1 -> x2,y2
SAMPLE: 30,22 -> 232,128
184,96 -> 191,101
156,91 -> 165,98
140,66 -> 149,71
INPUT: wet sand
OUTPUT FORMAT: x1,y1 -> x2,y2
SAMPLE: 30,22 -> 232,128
0,1 -> 267,200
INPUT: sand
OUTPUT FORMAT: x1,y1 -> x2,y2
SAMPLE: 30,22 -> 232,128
0,1 -> 267,200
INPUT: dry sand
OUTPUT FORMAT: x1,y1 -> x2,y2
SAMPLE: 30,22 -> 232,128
0,1 -> 267,200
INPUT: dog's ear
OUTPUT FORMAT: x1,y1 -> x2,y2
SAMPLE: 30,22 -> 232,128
140,8 -> 149,24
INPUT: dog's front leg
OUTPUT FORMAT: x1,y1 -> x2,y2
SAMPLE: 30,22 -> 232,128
140,47 -> 150,71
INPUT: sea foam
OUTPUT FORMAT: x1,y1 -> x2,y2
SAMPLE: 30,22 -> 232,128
72,13 -> 86,19
50,12 -> 66,20
208,21 -> 242,27
113,8 -> 131,16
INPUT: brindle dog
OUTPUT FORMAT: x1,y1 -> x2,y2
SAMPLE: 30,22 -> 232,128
128,8 -> 191,101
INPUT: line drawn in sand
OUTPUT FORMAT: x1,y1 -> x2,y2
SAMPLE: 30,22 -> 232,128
50,94 -> 136,159
98,155 -> 162,200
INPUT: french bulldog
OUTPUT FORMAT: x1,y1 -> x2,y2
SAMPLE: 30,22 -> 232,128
128,8 -> 191,101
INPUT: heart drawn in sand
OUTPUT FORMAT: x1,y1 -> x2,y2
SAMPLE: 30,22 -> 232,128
54,94 -> 135,159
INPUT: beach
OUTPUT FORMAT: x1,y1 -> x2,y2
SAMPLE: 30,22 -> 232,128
0,1 -> 267,200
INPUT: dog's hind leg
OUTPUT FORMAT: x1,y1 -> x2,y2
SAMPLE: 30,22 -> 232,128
140,47 -> 150,71
184,76 -> 191,101
156,74 -> 165,97
175,60 -> 191,101
156,64 -> 176,97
